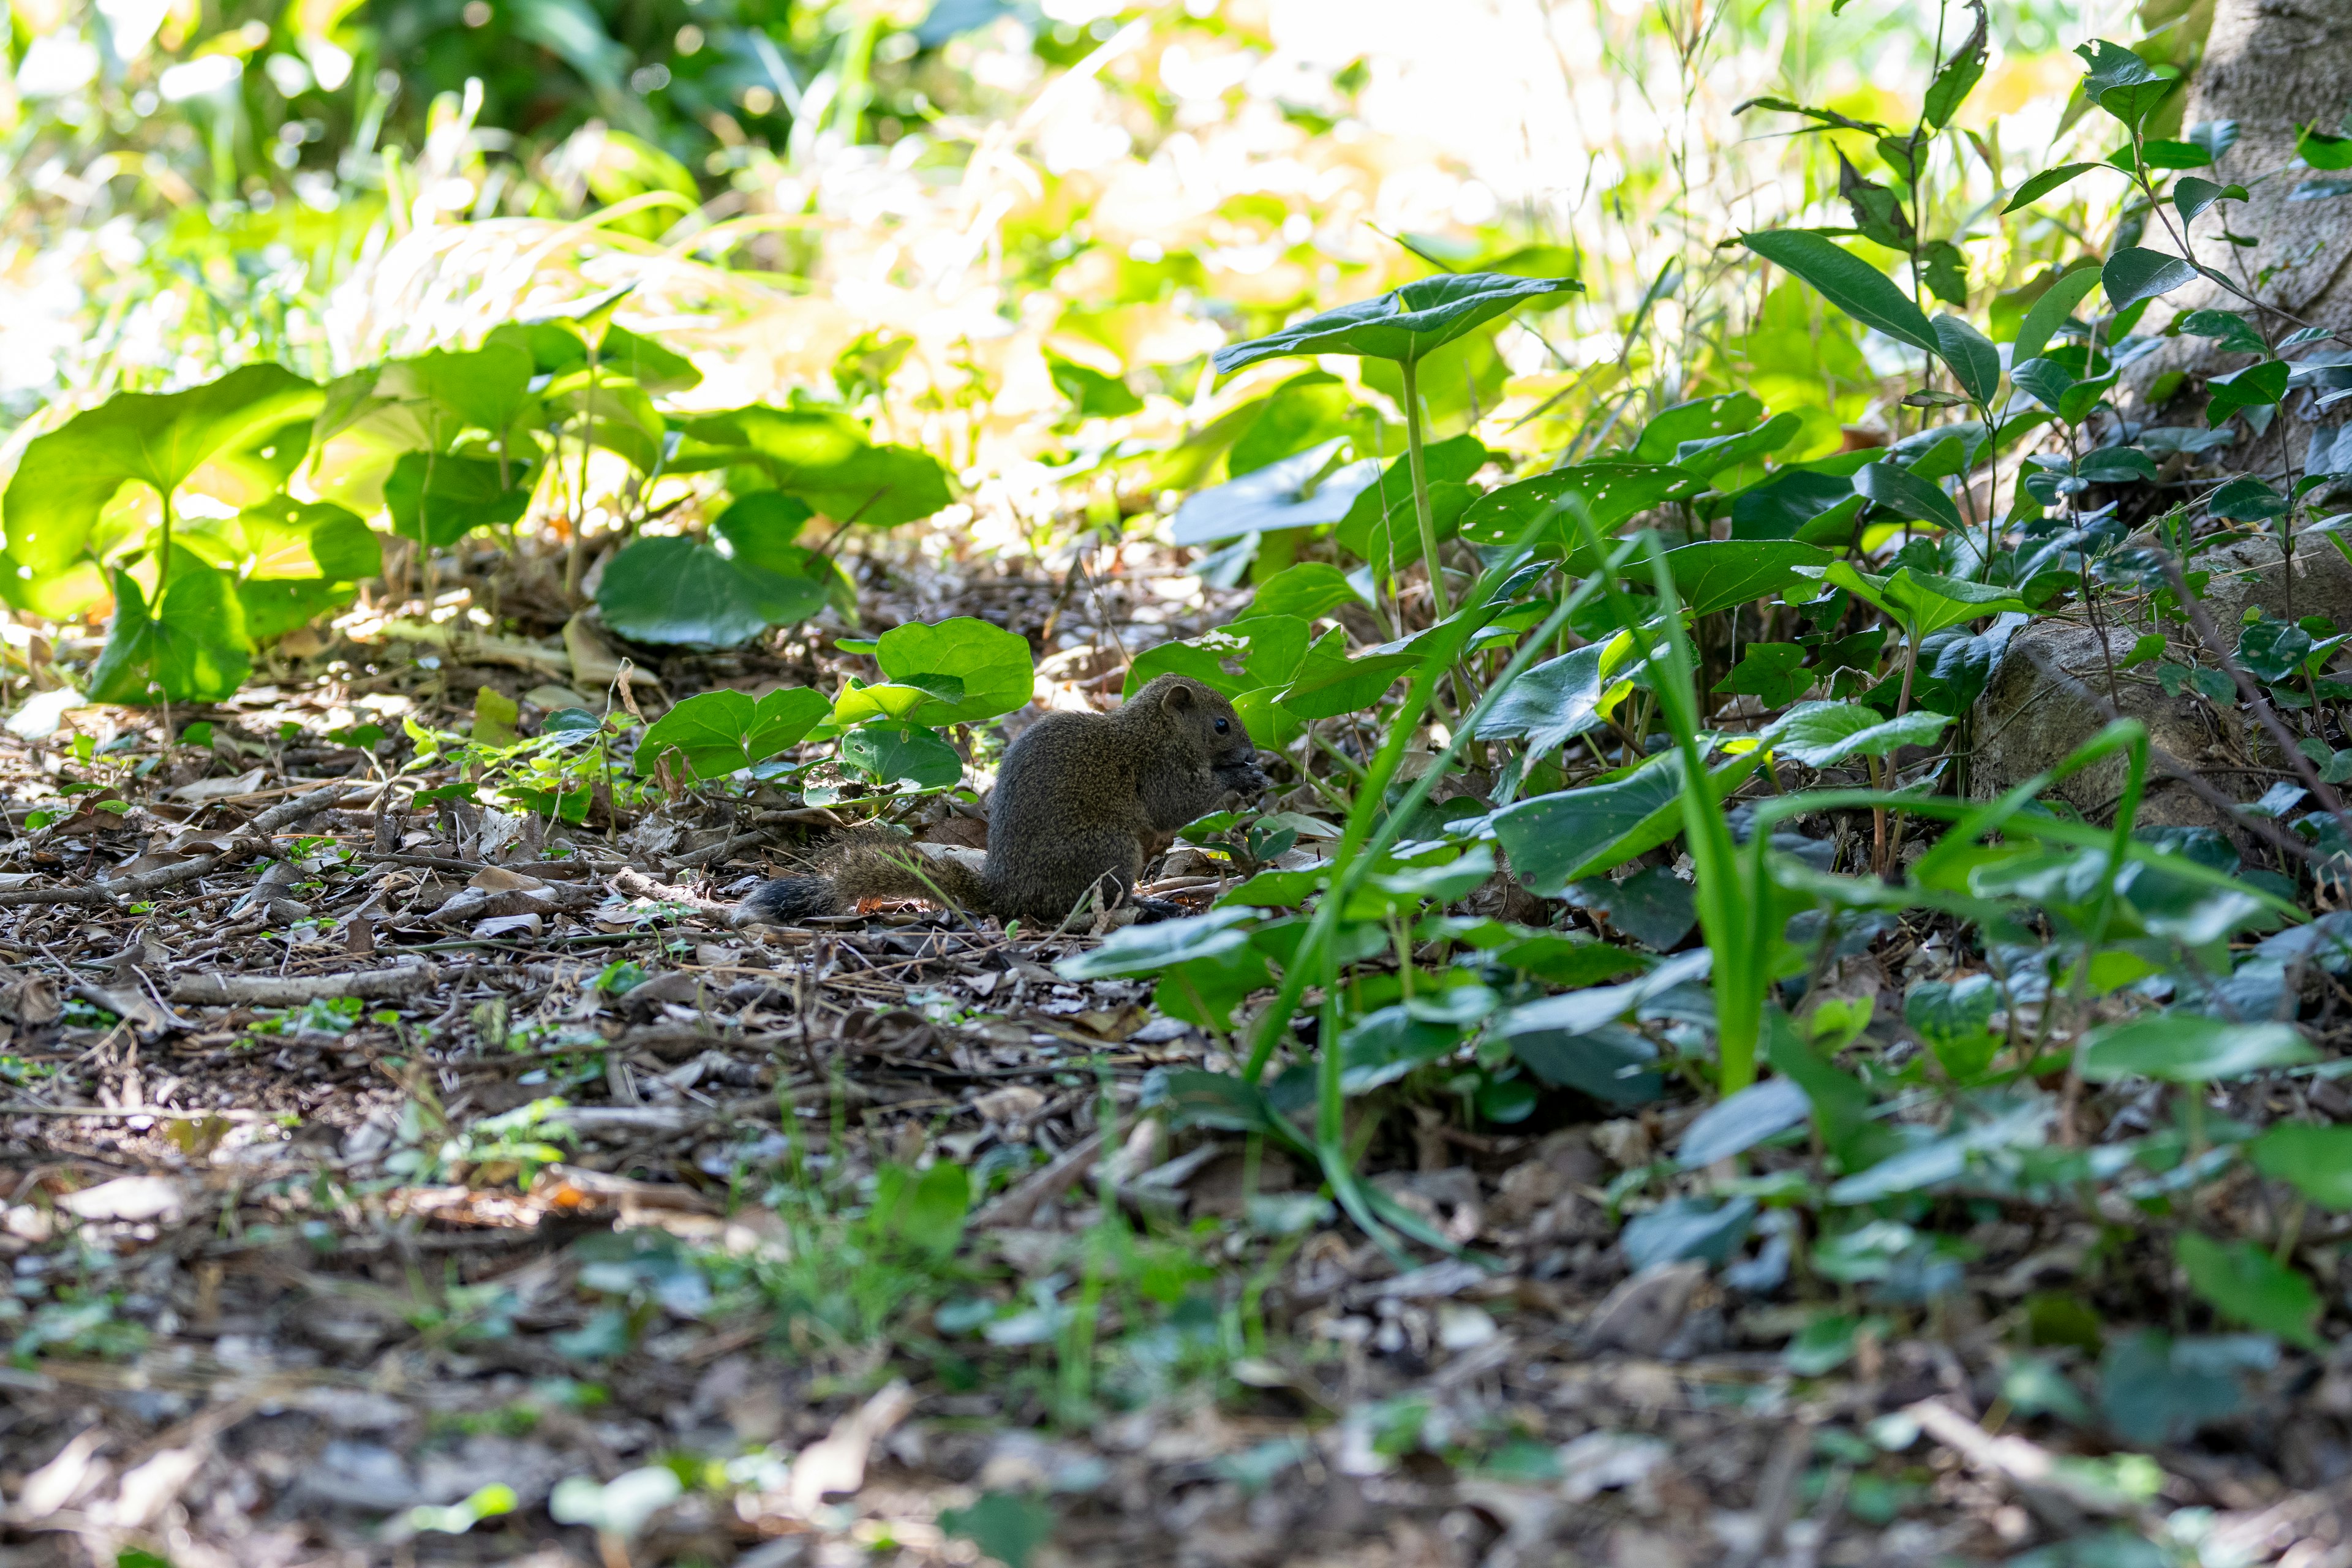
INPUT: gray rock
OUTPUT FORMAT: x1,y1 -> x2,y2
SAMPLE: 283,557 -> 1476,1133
1967,619 -> 2252,830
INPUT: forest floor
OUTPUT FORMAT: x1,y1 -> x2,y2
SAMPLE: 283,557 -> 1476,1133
0,543 -> 2348,1568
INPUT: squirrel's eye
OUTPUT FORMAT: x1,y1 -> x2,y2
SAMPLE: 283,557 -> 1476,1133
1214,717 -> 1229,733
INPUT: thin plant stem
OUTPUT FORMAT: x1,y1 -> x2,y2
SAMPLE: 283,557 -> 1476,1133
1399,356 -> 1450,620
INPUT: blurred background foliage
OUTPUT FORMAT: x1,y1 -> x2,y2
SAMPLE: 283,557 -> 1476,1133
0,0 -> 2185,555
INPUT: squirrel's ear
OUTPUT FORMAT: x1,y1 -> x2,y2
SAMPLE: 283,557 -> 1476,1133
1162,681 -> 1196,712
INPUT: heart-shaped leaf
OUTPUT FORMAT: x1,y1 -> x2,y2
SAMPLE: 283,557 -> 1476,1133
1471,638 -> 1637,755
599,535 -> 797,648
1,364 -> 322,616
1211,272 -> 1580,373
676,407 -> 951,526
87,564 -> 252,705
1664,540 -> 1834,616
384,451 -> 535,546
839,723 -> 964,789
1171,439 -> 1382,545
837,617 -> 1035,728
633,686 -> 831,780
1457,463 -> 1707,546
1768,701 -> 1951,766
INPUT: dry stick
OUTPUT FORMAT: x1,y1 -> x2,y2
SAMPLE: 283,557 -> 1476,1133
2019,645 -> 2333,870
2160,552 -> 2352,848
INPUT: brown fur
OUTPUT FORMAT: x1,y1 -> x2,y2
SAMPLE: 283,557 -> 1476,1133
737,674 -> 1267,929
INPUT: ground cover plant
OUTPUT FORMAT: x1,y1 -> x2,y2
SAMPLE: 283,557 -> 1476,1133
7,0 -> 2352,1563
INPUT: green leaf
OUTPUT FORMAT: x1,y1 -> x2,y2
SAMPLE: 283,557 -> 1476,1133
1340,1005 -> 1464,1091
1456,463 -> 1707,546
1664,540 -> 1834,616
474,685 -> 521,749
1058,908 -> 1257,979
829,617 -> 1037,728
2176,309 -> 2267,355
2174,177 -> 2247,224
384,452 -> 533,546
2250,1123 -> 2352,1208
1855,460 -> 1964,531
2003,162 -> 2104,213
632,687 -> 831,781
938,1493 -> 1056,1568
2075,39 -> 2174,131
2211,478 -> 2291,523
1631,393 -> 1764,462
1741,230 -> 1938,354
598,536 -> 786,648
888,1160 -> 970,1260
2077,1013 -> 2315,1082
1768,701 -> 1951,766
87,564 -> 252,705
2177,1233 -> 2321,1350
675,407 -> 951,526
839,723 -> 964,789
1716,642 -> 1813,705
1280,649 -> 1420,722
1670,412 -> 1803,478
1248,561 -> 1363,622
2010,264 -> 2102,366
1211,271 -> 1580,372
1,364 -> 322,615
1921,0 -> 1987,129
1471,639 -> 1635,755
1492,748 -> 1762,894
1172,439 -> 1379,546
377,341 -> 537,437
1676,1077 -> 1812,1167
2207,360 -> 2290,428
2102,247 -> 2199,312
2297,124 -> 2352,171
1930,316 -> 2001,406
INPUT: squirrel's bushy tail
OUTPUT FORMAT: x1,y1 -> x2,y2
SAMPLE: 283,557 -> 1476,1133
734,835 -> 991,927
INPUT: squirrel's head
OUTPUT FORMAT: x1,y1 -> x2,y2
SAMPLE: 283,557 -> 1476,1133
1139,675 -> 1267,791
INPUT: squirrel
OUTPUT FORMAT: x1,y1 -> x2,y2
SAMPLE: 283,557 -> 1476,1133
736,673 -> 1269,929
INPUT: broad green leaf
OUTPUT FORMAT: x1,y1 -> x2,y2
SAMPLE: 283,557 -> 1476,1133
1059,907 -> 1258,979
474,685 -> 521,748
1623,1196 -> 1757,1268
543,371 -> 667,473
1210,271 -> 1580,372
1493,748 -> 1762,894
2212,478 -> 2291,523
632,687 -> 831,780
2075,39 -> 2174,131
1676,1077 -> 1812,1167
1728,468 -> 1861,541
1334,479 -> 1477,570
2174,177 -> 2247,224
598,536 -> 785,648
2100,1331 -> 2268,1446
1172,440 -> 1380,545
2002,162 -> 2103,213
2076,447 -> 2159,483
1228,371 -> 1354,476
2139,139 -> 2214,169
1801,561 -> 2026,638
2176,309 -> 2267,355
1856,460 -> 1964,531
861,617 -> 1036,727
1339,1005 -> 1463,1091
1471,638 -> 1635,755
1248,562 -> 1363,622
384,451 -> 533,546
1741,230 -> 1937,354
1664,540 -> 1833,616
2207,361 -> 2290,428
1280,649 -> 1420,722
1931,316 -> 2000,406
1,364 -> 322,609
1631,392 -> 1763,462
1716,642 -> 1813,705
2077,1013 -> 2315,1082
1510,1023 -> 1664,1104
1670,411 -> 1802,478
2297,124 -> 2352,172
1457,464 -> 1706,546
676,407 -> 951,526
2102,247 -> 2199,312
87,564 -> 252,705
2249,1123 -> 2352,1208
2177,1233 -> 2321,1350
2010,265 -> 2102,365
839,723 -> 965,789
376,342 -> 537,437
1768,701 -> 1951,766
